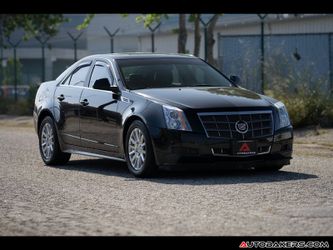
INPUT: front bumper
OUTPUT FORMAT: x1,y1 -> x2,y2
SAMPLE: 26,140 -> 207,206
148,125 -> 293,169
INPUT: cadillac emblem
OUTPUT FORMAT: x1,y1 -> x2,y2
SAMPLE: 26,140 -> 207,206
235,120 -> 249,134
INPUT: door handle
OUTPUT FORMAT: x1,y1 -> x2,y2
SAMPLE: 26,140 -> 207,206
57,94 -> 65,101
80,99 -> 89,106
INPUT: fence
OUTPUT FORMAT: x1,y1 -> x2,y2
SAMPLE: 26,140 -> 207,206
218,33 -> 333,94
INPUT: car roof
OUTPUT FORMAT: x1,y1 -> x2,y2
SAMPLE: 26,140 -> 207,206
81,53 -> 197,61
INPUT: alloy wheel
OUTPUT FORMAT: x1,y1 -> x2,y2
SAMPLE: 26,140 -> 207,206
41,123 -> 54,160
128,128 -> 146,170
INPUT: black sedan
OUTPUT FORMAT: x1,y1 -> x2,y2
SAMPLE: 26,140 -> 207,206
33,53 -> 293,177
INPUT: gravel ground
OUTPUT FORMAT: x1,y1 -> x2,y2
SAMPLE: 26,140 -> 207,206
0,117 -> 332,236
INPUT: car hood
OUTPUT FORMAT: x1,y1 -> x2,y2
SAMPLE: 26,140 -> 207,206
133,87 -> 272,109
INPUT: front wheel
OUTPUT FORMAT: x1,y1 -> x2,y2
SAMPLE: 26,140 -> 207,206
39,116 -> 71,165
125,120 -> 157,177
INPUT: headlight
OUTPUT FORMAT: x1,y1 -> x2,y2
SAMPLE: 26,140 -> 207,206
274,101 -> 291,129
162,105 -> 192,131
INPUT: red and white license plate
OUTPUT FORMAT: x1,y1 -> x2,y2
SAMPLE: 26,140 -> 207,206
232,141 -> 257,155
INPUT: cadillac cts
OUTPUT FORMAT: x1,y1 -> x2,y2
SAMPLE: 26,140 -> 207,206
33,53 -> 293,177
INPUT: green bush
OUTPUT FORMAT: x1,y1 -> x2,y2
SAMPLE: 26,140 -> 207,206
265,76 -> 333,128
0,98 -> 33,116
6,99 -> 33,116
27,84 -> 39,112
0,97 -> 12,114
0,84 -> 39,116
264,53 -> 333,128
266,84 -> 333,128
274,90 -> 333,128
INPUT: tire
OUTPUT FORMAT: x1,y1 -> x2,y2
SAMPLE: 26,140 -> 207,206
38,116 -> 71,165
125,120 -> 157,178
255,165 -> 284,172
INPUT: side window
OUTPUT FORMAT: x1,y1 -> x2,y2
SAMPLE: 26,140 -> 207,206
69,66 -> 90,87
89,64 -> 113,88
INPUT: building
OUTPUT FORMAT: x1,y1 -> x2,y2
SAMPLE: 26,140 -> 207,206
1,14 -> 333,94
1,14 -> 89,85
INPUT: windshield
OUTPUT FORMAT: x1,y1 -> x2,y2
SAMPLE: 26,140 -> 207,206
116,57 -> 232,90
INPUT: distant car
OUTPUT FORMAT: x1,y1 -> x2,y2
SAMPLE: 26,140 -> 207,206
33,53 -> 293,177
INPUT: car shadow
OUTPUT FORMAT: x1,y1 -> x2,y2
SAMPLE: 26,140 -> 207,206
51,158 -> 132,178
50,158 -> 318,185
151,168 -> 318,185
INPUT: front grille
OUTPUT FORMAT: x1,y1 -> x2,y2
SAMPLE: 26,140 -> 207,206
198,111 -> 273,140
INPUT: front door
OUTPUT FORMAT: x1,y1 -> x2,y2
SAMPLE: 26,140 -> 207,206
79,61 -> 121,152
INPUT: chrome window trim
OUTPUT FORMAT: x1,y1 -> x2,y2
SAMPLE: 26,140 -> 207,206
89,60 -> 115,88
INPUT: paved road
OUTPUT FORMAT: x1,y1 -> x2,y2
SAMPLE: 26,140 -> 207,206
0,123 -> 332,235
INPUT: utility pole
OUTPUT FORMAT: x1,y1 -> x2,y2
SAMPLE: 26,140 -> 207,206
257,14 -> 267,94
103,27 -> 120,53
329,33 -> 332,97
199,15 -> 217,61
7,37 -> 21,102
0,36 -> 2,87
0,19 -> 3,86
35,35 -> 50,82
67,31 -> 83,62
147,22 -> 161,52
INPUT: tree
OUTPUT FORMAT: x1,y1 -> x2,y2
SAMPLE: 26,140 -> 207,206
2,57 -> 22,85
76,14 -> 95,30
178,14 -> 187,53
189,14 -> 201,57
0,14 -> 69,87
0,14 -> 68,40
207,14 -> 220,66
135,14 -> 168,52
135,14 -> 168,28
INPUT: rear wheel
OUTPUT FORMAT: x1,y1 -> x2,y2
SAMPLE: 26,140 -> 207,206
125,120 -> 157,177
38,116 -> 71,165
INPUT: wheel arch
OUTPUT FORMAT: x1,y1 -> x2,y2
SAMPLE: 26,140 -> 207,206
122,115 -> 147,152
37,109 -> 55,134
122,114 -> 159,176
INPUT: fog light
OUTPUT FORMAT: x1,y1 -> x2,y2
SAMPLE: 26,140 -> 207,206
274,131 -> 292,142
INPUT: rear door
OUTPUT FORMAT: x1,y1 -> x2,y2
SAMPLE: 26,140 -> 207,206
54,61 -> 92,146
79,60 -> 121,152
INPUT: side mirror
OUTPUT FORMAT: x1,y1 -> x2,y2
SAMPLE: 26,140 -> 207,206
93,78 -> 120,94
93,78 -> 112,91
230,75 -> 241,86
109,86 -> 120,94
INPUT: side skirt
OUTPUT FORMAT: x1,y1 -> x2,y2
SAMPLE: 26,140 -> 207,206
63,145 -> 126,162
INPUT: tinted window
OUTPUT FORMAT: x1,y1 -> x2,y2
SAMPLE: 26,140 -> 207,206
89,65 -> 113,88
116,58 -> 232,90
69,66 -> 90,86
